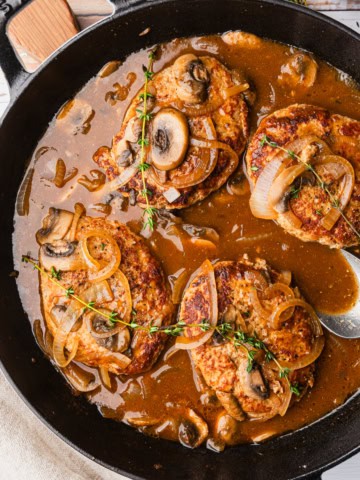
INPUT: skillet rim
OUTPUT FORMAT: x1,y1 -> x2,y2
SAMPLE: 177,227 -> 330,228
0,1 -> 360,479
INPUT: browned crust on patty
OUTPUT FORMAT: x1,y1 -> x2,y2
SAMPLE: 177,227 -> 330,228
179,256 -> 319,418
40,216 -> 174,374
93,56 -> 250,209
246,104 -> 360,248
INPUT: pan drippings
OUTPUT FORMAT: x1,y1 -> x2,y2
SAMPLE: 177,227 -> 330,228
13,33 -> 360,448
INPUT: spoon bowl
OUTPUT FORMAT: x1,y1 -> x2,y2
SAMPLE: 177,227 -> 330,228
317,250 -> 360,339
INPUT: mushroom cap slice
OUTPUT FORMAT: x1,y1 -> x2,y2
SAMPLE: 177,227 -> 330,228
173,54 -> 210,105
36,208 -> 73,245
151,108 -> 189,171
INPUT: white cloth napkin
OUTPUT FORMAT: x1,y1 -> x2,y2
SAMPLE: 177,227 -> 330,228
0,369 -> 125,480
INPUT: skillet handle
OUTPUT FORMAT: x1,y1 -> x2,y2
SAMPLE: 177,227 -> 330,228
0,1 -> 32,91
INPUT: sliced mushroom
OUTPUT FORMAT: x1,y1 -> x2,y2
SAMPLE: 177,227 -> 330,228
174,54 -> 210,105
50,304 -> 83,332
116,143 -> 134,168
96,328 -> 131,353
214,411 -> 240,445
50,305 -> 66,328
39,240 -> 84,272
278,53 -> 318,90
216,391 -> 246,421
178,408 -> 208,448
237,360 -> 270,401
36,208 -> 74,245
57,98 -> 95,135
126,416 -> 162,427
151,108 -> 189,171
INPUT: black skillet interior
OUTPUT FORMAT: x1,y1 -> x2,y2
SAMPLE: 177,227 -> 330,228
0,1 -> 359,479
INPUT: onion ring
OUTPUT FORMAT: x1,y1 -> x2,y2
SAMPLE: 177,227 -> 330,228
175,259 -> 218,350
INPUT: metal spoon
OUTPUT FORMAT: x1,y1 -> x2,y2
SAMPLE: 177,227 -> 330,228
317,250 -> 360,339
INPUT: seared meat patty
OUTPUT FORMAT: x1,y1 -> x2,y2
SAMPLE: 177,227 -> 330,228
38,208 -> 174,375
246,104 -> 360,248
179,256 -> 323,421
94,54 -> 250,209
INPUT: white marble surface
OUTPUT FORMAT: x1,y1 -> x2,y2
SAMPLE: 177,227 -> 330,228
0,2 -> 360,480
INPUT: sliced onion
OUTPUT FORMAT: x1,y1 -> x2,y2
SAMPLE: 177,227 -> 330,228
66,202 -> 85,242
315,155 -> 355,231
79,229 -> 121,282
52,281 -> 113,367
278,270 -> 292,286
271,298 -> 322,332
268,163 -> 307,210
112,269 -> 132,324
99,366 -> 112,389
63,364 -> 100,392
126,416 -> 162,427
53,159 -> 78,188
280,210 -> 302,229
278,380 -> 292,417
175,259 -> 218,350
249,289 -> 271,320
250,135 -> 332,220
249,158 -> 291,219
171,270 -> 189,304
223,83 -> 250,99
163,344 -> 182,362
16,167 -> 34,216
244,270 -> 269,291
79,232 -> 101,271
53,159 -> 66,188
78,170 -> 106,192
264,283 -> 294,300
101,156 -> 140,196
264,282 -> 295,323
101,350 -> 131,370
53,332 -> 79,367
85,308 -> 123,339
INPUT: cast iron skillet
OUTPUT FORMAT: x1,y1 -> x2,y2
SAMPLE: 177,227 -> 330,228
0,1 -> 359,479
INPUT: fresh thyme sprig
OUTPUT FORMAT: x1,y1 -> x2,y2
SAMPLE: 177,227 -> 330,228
260,134 -> 360,240
22,255 -> 300,396
217,323 -> 300,395
138,48 -> 157,231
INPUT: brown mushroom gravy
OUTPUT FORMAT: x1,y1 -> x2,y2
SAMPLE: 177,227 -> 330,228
13,33 -> 360,449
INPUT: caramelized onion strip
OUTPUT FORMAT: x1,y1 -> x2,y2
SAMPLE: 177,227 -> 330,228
249,157 -> 291,219
175,260 -> 218,350
315,155 -> 355,231
99,366 -> 112,389
63,364 -> 100,392
271,299 -> 324,369
100,157 -> 140,196
66,203 -> 85,242
112,269 -> 133,324
52,281 -> 114,367
79,229 -> 121,282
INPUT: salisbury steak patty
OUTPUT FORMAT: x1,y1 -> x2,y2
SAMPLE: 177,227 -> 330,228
38,208 -> 174,375
94,54 -> 250,209
246,104 -> 360,248
179,256 -> 324,421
